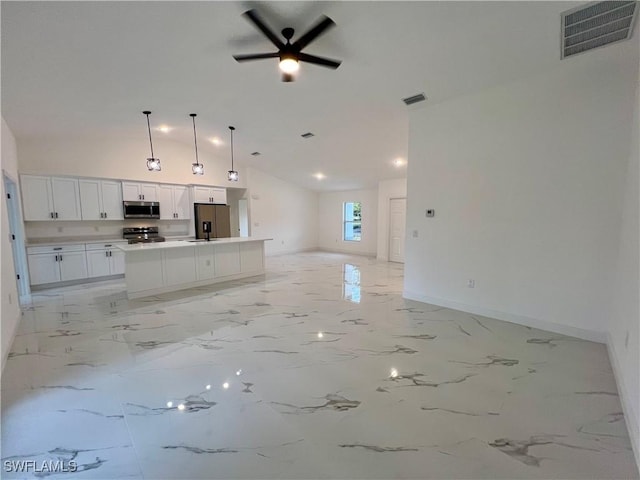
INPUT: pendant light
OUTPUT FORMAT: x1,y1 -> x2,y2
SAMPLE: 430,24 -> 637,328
143,110 -> 161,171
190,113 -> 204,175
227,126 -> 239,182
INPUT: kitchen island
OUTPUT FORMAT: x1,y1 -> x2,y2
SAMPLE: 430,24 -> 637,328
117,237 -> 271,298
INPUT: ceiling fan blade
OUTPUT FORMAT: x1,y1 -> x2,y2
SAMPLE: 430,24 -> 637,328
292,15 -> 336,51
297,52 -> 341,69
233,52 -> 279,62
282,73 -> 295,82
243,10 -> 285,50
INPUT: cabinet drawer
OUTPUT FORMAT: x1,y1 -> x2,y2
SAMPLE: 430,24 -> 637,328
86,241 -> 127,251
27,244 -> 86,254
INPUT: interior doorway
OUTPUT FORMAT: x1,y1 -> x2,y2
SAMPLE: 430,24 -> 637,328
4,174 -> 30,297
388,197 -> 406,263
238,199 -> 249,237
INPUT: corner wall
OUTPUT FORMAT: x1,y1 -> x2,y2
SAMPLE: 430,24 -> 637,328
246,167 -> 319,256
1,118 -> 22,371
404,45 -> 637,342
318,188 -> 378,257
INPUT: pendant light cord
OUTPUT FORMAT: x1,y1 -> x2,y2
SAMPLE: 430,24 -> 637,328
145,112 -> 155,158
191,114 -> 199,166
229,126 -> 235,171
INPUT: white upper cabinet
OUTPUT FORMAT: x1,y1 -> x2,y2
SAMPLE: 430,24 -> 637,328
193,186 -> 227,205
21,175 -> 81,221
158,184 -> 191,220
79,179 -> 123,220
122,182 -> 159,202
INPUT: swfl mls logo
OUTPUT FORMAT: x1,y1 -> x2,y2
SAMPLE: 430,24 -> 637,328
4,459 -> 78,474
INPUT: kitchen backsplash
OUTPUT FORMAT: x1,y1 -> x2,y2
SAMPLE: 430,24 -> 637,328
25,220 -> 191,241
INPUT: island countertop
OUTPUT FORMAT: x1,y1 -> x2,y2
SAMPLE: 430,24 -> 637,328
117,237 -> 272,252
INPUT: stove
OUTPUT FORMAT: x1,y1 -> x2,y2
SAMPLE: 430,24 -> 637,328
123,227 -> 166,244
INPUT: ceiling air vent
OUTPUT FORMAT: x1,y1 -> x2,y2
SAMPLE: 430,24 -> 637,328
402,93 -> 427,106
562,1 -> 638,59
301,132 -> 314,139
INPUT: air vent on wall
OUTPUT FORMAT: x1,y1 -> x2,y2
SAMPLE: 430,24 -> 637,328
402,93 -> 426,106
562,1 -> 638,59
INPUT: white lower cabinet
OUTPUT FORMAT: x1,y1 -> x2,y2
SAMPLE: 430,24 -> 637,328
27,245 -> 88,285
86,242 -> 127,277
240,242 -> 264,273
214,244 -> 241,277
126,249 -> 165,292
164,246 -> 197,286
196,244 -> 216,280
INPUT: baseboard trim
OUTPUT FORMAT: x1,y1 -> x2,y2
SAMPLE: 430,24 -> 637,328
606,333 -> 640,471
316,247 -> 377,258
266,247 -> 318,257
402,290 -> 606,343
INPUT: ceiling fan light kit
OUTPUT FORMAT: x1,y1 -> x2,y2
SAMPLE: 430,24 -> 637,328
143,111 -> 161,171
233,9 -> 341,82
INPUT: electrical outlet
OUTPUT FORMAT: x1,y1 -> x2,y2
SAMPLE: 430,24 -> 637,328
412,230 -> 419,238
467,279 -> 475,288
426,209 -> 435,217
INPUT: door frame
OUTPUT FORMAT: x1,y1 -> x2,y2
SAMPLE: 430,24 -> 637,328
3,172 -> 30,298
388,196 -> 407,263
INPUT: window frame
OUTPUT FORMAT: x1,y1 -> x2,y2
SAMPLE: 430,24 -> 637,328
343,201 -> 362,242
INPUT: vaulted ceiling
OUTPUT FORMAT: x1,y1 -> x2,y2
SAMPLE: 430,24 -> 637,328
2,1 -> 591,191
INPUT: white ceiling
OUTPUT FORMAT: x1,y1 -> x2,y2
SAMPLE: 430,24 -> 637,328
2,1 -> 584,191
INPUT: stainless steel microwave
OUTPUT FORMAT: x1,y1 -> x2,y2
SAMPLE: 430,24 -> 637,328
123,201 -> 160,219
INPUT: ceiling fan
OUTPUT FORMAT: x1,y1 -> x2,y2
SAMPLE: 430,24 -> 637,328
232,9 -> 342,82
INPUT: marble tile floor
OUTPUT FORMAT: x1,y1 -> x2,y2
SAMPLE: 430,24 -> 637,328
1,252 -> 638,479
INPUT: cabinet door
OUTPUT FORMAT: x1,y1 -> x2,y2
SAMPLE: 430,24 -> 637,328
122,182 -> 141,201
109,249 -> 126,275
193,186 -> 212,203
173,186 -> 190,219
28,253 -> 60,285
140,183 -> 158,202
58,250 -> 88,281
214,243 -> 241,277
164,246 -> 197,286
157,184 -> 175,220
212,187 -> 227,205
79,179 -> 102,220
51,177 -> 82,220
101,181 -> 124,220
86,250 -> 110,277
21,175 -> 54,221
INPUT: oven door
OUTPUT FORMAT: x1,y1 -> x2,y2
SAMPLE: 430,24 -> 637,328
123,201 -> 160,219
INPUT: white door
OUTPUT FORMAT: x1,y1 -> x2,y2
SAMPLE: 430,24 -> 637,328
193,186 -> 212,203
389,198 -> 406,263
28,253 -> 60,285
140,183 -> 158,202
86,249 -> 111,277
122,182 -> 142,201
238,199 -> 249,237
101,181 -> 124,220
157,184 -> 175,219
79,179 -> 102,220
173,185 -> 190,219
21,175 -> 54,221
51,177 -> 82,220
59,250 -> 88,281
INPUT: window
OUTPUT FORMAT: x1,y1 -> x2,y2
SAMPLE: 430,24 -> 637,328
343,202 -> 362,242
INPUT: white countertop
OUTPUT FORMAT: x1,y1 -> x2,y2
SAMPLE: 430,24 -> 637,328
25,235 -> 194,247
117,237 -> 272,252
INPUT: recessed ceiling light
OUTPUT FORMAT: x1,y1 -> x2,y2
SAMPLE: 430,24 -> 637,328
393,158 -> 407,167
210,137 -> 222,145
157,125 -> 171,133
301,132 -> 315,139
313,172 -> 325,180
251,152 -> 261,156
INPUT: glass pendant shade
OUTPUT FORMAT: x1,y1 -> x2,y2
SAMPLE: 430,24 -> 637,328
143,111 -> 161,171
192,163 -> 204,175
147,158 -> 161,171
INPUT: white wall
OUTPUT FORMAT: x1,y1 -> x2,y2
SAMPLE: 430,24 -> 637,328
18,134 -> 247,189
404,47 -> 637,342
246,167 -> 318,256
2,118 -> 22,371
318,188 -> 378,257
608,54 -> 640,465
376,178 -> 407,261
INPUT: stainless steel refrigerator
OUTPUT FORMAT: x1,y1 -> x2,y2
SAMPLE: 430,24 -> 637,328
194,203 -> 231,239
